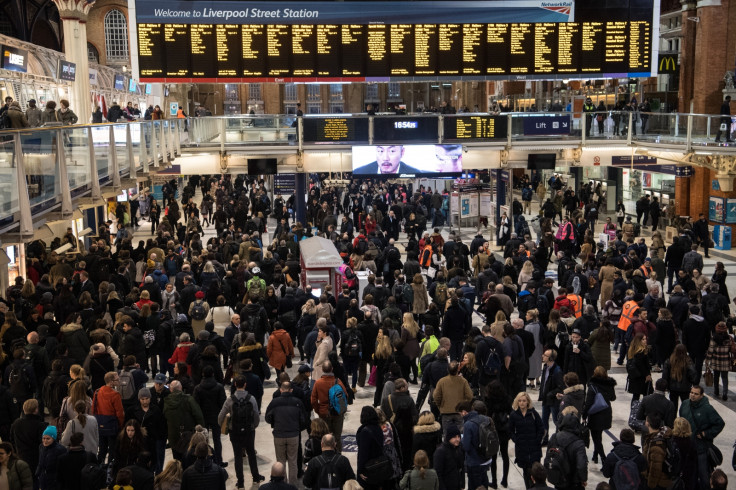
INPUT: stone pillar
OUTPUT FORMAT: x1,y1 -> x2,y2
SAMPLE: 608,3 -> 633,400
53,0 -> 93,124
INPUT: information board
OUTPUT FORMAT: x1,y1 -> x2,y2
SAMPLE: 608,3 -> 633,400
373,117 -> 438,142
443,115 -> 508,140
301,117 -> 369,143
134,1 -> 656,82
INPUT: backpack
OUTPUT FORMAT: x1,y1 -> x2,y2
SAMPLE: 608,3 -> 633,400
481,337 -> 503,377
356,237 -> 368,255
393,283 -> 405,304
555,329 -> 570,349
328,379 -> 348,416
402,284 -> 414,306
610,451 -> 642,490
247,277 -> 266,299
230,393 -> 255,436
473,415 -> 500,461
434,283 -> 448,306
703,297 -> 723,324
420,246 -> 433,268
659,434 -> 681,478
345,331 -> 362,359
143,329 -> 156,348
190,300 -> 207,321
118,370 -> 136,400
522,187 -> 532,201
536,295 -> 550,318
8,364 -> 31,399
81,462 -> 111,490
544,437 -> 571,487
316,454 -> 341,490
419,352 -> 436,373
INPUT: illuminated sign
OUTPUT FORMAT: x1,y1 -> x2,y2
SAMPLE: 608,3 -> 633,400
58,60 -> 76,81
1,46 -> 27,73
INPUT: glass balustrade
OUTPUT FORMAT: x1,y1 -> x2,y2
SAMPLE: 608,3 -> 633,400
20,130 -> 61,212
114,124 -> 130,176
61,126 -> 92,196
0,138 -> 18,220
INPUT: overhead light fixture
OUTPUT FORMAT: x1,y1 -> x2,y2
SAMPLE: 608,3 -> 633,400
54,243 -> 72,255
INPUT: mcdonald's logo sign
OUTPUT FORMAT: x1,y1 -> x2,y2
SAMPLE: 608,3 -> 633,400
658,54 -> 679,74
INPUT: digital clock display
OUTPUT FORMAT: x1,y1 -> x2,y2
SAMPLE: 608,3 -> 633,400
374,117 -> 438,142
394,121 -> 419,129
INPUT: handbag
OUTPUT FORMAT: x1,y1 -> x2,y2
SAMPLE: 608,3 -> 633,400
364,454 -> 392,483
368,366 -> 377,386
277,336 -> 292,369
427,266 -> 437,279
705,370 -> 714,387
587,385 -> 609,415
707,443 -> 723,468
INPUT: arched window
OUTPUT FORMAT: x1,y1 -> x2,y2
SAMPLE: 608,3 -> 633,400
104,9 -> 128,62
87,43 -> 99,64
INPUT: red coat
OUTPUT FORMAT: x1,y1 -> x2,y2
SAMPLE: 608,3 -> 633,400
168,341 -> 193,375
311,374 -> 347,418
267,329 -> 294,370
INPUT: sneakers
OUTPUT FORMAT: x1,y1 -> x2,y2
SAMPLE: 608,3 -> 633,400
253,475 -> 266,483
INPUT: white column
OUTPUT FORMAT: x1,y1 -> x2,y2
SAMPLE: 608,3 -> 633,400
53,0 -> 93,124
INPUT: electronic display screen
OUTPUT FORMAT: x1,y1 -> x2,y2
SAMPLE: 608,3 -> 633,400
373,117 -> 438,142
302,117 -> 369,143
352,144 -> 463,176
136,21 -> 653,81
443,115 -> 508,140
58,60 -> 76,81
1,46 -> 27,73
114,75 -> 126,90
248,158 -> 278,175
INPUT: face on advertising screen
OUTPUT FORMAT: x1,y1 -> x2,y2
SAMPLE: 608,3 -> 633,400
434,145 -> 463,173
352,145 -> 463,175
376,145 -> 405,174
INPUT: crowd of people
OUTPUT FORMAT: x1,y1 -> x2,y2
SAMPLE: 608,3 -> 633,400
0,172 -> 731,490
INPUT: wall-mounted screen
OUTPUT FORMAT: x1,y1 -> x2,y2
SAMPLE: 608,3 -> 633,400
114,74 -> 126,90
248,158 -> 278,175
352,144 -> 462,176
527,153 -> 557,170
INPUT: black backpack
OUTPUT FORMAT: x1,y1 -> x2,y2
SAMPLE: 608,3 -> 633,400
81,462 -> 111,490
345,331 -> 362,359
8,364 -> 31,399
316,454 -> 342,490
481,337 -> 504,377
190,301 -> 207,321
544,437 -> 571,488
473,415 -> 500,461
230,394 -> 255,437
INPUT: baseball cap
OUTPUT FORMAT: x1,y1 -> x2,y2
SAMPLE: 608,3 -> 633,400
154,373 -> 167,384
298,364 -> 313,374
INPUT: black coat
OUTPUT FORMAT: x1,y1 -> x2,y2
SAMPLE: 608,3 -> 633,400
264,392 -> 308,439
57,447 -> 97,490
563,342 -> 594,385
121,327 -> 147,366
122,463 -> 155,490
583,377 -> 616,431
635,392 -> 676,429
9,413 -> 47,472
538,363 -> 565,408
192,377 -> 226,426
433,441 -> 465,490
626,352 -> 651,397
509,408 -> 544,468
601,441 -> 647,489
181,458 -> 228,490
303,449 -> 355,490
411,421 -> 442,468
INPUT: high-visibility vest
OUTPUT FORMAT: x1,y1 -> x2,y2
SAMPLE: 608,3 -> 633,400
420,245 -> 433,268
176,109 -> 185,119
566,294 -> 583,318
639,265 -> 650,278
618,300 -> 640,332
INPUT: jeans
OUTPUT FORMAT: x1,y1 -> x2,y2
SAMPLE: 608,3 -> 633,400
231,432 -> 261,487
322,414 -> 345,452
467,464 -> 489,490
155,438 -> 166,474
274,436 -> 300,485
98,434 -> 115,464
697,450 -> 710,489
714,370 -> 729,395
541,404 -> 559,439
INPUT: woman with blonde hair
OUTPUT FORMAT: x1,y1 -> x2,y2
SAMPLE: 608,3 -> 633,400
518,261 -> 534,291
154,460 -> 182,490
399,450 -> 439,490
626,333 -> 651,401
411,411 -> 442,466
183,425 -> 210,469
411,274 -> 429,316
459,352 -> 479,396
304,418 -> 330,464
671,417 -> 697,490
60,379 -> 92,424
372,329 -> 395,407
508,392 -> 544,488
400,312 -> 421,383
491,310 -> 507,339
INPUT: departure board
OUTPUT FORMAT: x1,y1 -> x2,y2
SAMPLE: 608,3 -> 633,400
137,20 -> 653,82
373,117 -> 439,142
443,115 -> 508,140
302,117 -> 370,142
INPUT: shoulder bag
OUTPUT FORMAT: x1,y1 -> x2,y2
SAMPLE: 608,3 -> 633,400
587,384 -> 609,415
92,389 -> 119,437
276,335 -> 292,369
364,432 -> 392,483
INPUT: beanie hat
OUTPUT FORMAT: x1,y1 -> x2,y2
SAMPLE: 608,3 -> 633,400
195,291 -> 205,299
43,426 -> 57,440
445,425 -> 461,441
138,387 -> 152,399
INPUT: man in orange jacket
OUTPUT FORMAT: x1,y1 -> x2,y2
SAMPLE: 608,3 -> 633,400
311,361 -> 348,453
92,371 -> 124,463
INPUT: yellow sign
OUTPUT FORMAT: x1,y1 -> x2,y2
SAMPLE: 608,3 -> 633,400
658,54 -> 678,74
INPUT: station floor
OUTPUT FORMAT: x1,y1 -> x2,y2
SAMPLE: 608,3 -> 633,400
123,197 -> 736,488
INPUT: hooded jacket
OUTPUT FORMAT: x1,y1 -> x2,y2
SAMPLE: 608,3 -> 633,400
60,323 -> 90,364
601,441 -> 647,490
643,428 -> 672,489
181,457 -> 227,490
679,396 -> 725,452
192,376 -> 226,426
547,413 -> 588,487
163,390 -> 205,447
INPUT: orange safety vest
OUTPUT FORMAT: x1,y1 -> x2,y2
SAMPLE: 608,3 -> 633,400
176,109 -> 185,119
420,245 -> 433,268
639,265 -> 650,278
566,294 -> 583,318
617,300 -> 640,332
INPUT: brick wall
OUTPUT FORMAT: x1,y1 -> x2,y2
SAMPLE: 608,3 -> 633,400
88,0 -> 130,67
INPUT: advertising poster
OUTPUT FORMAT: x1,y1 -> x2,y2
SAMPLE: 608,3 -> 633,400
726,198 -> 736,224
460,195 -> 472,218
469,195 -> 479,217
480,192 -> 491,217
709,196 -> 725,223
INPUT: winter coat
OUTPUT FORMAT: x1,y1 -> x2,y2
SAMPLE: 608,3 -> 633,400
59,323 -> 90,364
180,457 -> 227,490
546,413 -> 588,487
36,441 -> 68,490
400,468 -> 439,490
661,358 -> 698,394
559,384 -> 585,417
509,408 -> 544,469
192,377 -> 226,427
5,457 -> 32,490
168,342 -> 194,375
563,341 -> 594,385
121,327 -> 147,366
87,352 -> 115,391
412,283 -> 429,315
311,337 -> 332,381
643,429 -> 672,489
400,326 -> 421,360
587,327 -> 612,370
9,413 -> 47,473
60,415 -> 99,455
705,329 -> 733,373
679,397 -> 725,452
636,392 -> 676,430
92,385 -> 124,427
433,441 -> 465,490
433,375 -> 473,415
412,421 -> 442,467
235,343 -> 268,379
626,351 -> 651,397
583,377 -> 616,431
163,391 -> 204,447
266,329 -> 293,371
265,391 -> 308,439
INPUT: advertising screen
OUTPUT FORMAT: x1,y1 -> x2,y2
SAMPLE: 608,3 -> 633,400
114,74 -> 126,90
1,46 -> 27,73
57,60 -> 76,81
352,144 -> 462,176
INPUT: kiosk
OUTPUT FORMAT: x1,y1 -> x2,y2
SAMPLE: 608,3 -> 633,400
299,237 -> 344,297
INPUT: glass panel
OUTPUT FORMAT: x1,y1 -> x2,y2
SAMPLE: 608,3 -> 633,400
129,122 -> 142,170
91,126 -> 111,183
21,130 -> 60,211
114,124 -> 129,175
152,121 -> 162,161
62,126 -> 92,195
0,139 -> 18,219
